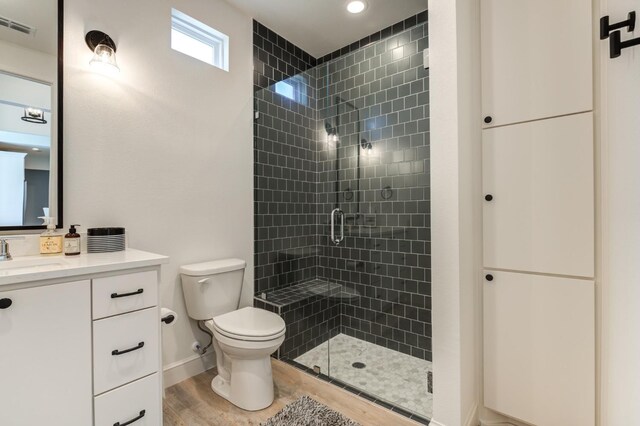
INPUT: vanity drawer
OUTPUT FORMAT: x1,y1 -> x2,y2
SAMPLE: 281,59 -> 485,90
94,373 -> 160,426
93,307 -> 159,395
92,270 -> 158,319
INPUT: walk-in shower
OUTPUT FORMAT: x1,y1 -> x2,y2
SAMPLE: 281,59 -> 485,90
253,11 -> 430,423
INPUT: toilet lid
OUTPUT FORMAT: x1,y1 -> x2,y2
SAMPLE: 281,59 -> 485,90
212,307 -> 285,339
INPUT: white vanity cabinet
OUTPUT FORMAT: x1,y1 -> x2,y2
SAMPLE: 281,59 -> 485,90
0,280 -> 93,426
91,270 -> 162,426
0,249 -> 168,426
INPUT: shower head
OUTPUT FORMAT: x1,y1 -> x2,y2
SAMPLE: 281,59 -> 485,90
360,139 -> 372,150
325,121 -> 333,133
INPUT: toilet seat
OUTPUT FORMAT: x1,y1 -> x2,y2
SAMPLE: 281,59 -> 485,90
210,307 -> 285,342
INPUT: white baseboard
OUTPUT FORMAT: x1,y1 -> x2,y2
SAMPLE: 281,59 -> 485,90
429,402 -> 479,426
479,408 -> 525,426
163,352 -> 215,389
465,402 -> 479,426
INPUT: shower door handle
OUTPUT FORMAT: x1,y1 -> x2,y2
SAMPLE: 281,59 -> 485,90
331,208 -> 344,245
331,208 -> 339,245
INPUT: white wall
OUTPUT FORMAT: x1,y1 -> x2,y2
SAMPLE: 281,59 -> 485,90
599,0 -> 640,424
0,40 -> 56,83
63,0 -> 254,372
429,0 -> 482,424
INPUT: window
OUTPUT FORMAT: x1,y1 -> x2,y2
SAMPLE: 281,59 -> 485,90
274,75 -> 308,106
171,9 -> 229,71
275,81 -> 294,100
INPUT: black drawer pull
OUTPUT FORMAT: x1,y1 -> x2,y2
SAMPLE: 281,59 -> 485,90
111,288 -> 143,299
0,298 -> 12,309
114,409 -> 145,426
112,342 -> 144,356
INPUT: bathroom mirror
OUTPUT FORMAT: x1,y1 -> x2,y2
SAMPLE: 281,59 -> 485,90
0,0 -> 63,230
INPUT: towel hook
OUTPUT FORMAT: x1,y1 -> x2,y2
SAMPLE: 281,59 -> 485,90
600,11 -> 635,40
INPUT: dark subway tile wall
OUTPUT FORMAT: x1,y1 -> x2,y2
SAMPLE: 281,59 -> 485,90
255,295 -> 340,361
316,19 -> 431,361
253,22 -> 320,297
254,76 -> 320,295
280,296 -> 340,360
253,11 -> 431,363
253,20 -> 317,92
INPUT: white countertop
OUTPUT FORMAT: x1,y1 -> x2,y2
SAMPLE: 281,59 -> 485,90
0,248 -> 169,287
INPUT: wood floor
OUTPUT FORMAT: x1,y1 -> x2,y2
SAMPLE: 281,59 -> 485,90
163,359 -> 421,426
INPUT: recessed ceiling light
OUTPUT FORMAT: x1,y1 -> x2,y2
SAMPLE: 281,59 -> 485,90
347,1 -> 367,14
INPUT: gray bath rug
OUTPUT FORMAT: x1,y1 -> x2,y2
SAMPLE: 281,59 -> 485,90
261,396 -> 361,426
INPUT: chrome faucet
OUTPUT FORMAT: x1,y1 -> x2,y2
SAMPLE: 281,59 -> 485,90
0,236 -> 24,261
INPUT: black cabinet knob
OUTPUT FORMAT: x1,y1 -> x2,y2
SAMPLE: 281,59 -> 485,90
484,116 -> 493,124
485,194 -> 493,201
485,274 -> 494,282
0,298 -> 12,309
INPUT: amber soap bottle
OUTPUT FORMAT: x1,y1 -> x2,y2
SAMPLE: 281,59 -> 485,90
64,224 -> 81,256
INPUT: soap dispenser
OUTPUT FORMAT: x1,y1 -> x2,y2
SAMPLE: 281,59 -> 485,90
64,224 -> 81,256
39,216 -> 63,255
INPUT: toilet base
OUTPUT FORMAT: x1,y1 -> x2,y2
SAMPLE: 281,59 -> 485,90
211,375 -> 231,400
211,356 -> 275,411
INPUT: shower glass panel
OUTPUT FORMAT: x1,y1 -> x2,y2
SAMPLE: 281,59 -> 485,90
253,64 -> 337,377
253,14 -> 430,421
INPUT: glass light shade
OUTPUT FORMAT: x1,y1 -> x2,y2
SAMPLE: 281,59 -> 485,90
89,44 -> 120,73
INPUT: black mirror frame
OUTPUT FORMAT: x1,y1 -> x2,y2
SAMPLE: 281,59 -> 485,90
0,0 -> 63,232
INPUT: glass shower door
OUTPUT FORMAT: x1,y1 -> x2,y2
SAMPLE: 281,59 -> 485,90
267,16 -> 432,421
315,20 -> 432,420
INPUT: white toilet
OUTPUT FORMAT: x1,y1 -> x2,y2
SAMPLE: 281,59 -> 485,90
180,258 -> 286,411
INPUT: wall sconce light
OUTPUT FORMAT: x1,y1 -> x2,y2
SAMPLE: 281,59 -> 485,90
85,30 -> 120,73
21,108 -> 47,124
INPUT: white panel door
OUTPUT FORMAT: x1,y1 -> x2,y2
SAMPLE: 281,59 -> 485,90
483,112 -> 594,277
481,0 -> 592,127
483,271 -> 594,426
0,281 -> 92,426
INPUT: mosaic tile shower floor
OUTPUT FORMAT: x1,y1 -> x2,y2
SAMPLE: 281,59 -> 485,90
295,333 -> 432,419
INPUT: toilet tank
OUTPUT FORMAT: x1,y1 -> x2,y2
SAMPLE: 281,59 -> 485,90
179,258 -> 246,320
